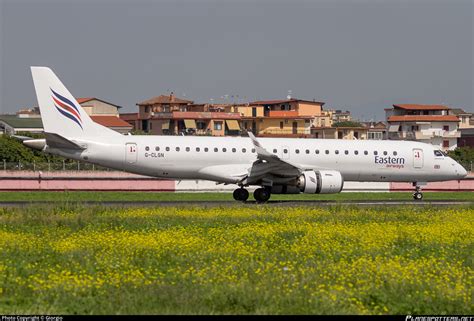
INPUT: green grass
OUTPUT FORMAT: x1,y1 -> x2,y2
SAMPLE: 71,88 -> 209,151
0,191 -> 473,202
0,205 -> 472,314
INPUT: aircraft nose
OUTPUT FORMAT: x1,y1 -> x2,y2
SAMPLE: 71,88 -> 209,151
455,163 -> 468,178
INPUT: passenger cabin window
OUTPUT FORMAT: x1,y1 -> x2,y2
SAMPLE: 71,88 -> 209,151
175,147 -> 180,152
242,148 -> 247,153
155,147 -> 160,151
325,150 -> 329,154
315,150 -> 320,154
434,150 -> 444,157
223,148 -> 227,152
166,147 -> 170,151
354,151 -> 359,155
232,148 -> 236,153
186,147 -> 190,152
145,146 -> 150,151
295,149 -> 300,154
383,151 -> 388,155
214,148 -> 218,152
273,149 -> 277,153
252,148 -> 256,153
335,150 -> 339,155
393,151 -> 397,156
283,149 -> 288,154
344,150 -> 349,155
364,151 -> 368,155
374,151 -> 378,156
204,148 -> 209,152
306,150 -> 310,154
196,147 -> 200,152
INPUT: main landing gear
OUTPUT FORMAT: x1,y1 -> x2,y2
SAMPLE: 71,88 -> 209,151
233,187 -> 249,202
413,183 -> 423,201
253,187 -> 271,203
232,187 -> 272,203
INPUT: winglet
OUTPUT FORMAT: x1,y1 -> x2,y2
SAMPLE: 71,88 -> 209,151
247,130 -> 277,161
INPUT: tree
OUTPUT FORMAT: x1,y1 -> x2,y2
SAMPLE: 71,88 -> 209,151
332,121 -> 363,128
447,147 -> 474,170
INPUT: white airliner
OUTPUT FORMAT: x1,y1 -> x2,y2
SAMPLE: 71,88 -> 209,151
21,67 -> 467,202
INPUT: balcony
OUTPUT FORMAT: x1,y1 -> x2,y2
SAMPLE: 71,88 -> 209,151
266,110 -> 299,118
389,130 -> 461,140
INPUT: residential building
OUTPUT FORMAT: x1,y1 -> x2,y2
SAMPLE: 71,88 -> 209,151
361,121 -> 387,140
1,97 -> 132,134
311,126 -> 368,140
125,93 -> 241,136
238,99 -> 324,137
449,108 -> 474,129
329,109 -> 352,123
313,110 -> 333,128
386,104 -> 460,151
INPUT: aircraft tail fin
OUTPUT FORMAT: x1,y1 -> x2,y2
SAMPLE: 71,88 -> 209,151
30,66 -> 120,139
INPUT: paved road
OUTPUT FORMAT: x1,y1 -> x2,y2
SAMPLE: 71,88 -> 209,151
0,200 -> 473,207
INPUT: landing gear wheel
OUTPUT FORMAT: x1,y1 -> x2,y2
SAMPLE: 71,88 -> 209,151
233,188 -> 249,202
253,187 -> 271,203
413,192 -> 423,201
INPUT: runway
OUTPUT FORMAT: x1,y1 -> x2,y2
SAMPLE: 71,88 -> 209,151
1,200 -> 473,207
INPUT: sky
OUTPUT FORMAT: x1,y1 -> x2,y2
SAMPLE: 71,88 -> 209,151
0,0 -> 472,121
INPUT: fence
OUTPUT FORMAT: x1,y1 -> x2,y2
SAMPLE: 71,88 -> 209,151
1,160 -> 114,172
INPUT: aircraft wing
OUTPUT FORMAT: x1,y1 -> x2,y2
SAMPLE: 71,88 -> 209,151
242,132 -> 302,185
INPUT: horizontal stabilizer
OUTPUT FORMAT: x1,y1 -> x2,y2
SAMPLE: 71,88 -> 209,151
11,135 -> 34,142
44,132 -> 85,150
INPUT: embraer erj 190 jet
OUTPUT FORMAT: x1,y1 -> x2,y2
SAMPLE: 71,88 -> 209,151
22,67 -> 467,202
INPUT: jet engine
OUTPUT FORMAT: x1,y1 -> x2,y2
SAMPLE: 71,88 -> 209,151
296,170 -> 344,194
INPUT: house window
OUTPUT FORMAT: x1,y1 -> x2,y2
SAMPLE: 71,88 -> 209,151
443,125 -> 449,131
443,140 -> 449,148
354,132 -> 359,139
411,125 -> 419,131
214,122 -> 223,131
197,121 -> 207,130
280,122 -> 284,129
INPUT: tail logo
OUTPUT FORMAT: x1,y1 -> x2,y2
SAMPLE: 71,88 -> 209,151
51,88 -> 83,129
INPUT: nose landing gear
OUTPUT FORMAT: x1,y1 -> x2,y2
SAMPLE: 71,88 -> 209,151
413,184 -> 423,201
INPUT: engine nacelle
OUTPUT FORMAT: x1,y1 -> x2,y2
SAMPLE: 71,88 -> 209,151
296,170 -> 344,194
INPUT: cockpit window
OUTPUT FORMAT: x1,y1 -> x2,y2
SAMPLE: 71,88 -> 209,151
434,150 -> 444,157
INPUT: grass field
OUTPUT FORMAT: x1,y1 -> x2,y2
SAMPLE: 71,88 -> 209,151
0,204 -> 472,314
1,191 -> 474,202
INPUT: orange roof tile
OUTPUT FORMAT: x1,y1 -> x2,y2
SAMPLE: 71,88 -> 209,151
393,104 -> 450,110
388,115 -> 459,122
138,95 -> 193,106
76,97 -> 95,104
91,116 -> 133,128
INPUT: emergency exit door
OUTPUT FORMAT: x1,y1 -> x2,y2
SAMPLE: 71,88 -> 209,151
413,148 -> 423,169
126,143 -> 137,164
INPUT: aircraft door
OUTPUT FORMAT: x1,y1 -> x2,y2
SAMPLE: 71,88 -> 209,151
413,148 -> 423,169
281,145 -> 290,160
126,143 -> 138,164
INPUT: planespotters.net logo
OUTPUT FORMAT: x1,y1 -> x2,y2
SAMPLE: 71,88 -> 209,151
406,316 -> 474,321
